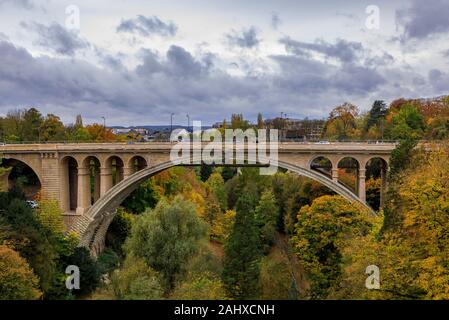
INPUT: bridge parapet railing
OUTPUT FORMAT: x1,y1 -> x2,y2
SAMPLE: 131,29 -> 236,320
0,139 -> 400,145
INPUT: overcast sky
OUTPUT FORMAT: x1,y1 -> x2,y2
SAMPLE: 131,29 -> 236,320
0,0 -> 448,125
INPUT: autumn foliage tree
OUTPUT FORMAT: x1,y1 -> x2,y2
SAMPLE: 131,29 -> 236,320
323,102 -> 360,140
86,123 -> 116,142
0,245 -> 42,300
291,195 -> 372,299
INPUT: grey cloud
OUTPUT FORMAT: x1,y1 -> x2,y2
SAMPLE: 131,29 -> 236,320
136,45 -> 208,78
396,0 -> 449,41
0,37 -> 435,126
136,49 -> 164,75
21,22 -> 89,56
226,26 -> 260,49
271,54 -> 385,96
0,0 -> 33,9
428,69 -> 449,92
166,45 -> 205,77
279,37 -> 362,64
0,32 -> 9,41
333,65 -> 386,94
117,15 -> 177,37
364,53 -> 395,67
413,76 -> 426,86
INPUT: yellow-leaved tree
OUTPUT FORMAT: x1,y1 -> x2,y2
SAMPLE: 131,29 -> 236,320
0,245 -> 42,300
336,142 -> 449,299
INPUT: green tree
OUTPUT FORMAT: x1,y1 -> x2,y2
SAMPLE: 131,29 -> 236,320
0,192 -> 59,296
125,196 -> 207,292
63,247 -> 100,295
40,114 -> 67,142
110,255 -> 164,300
230,114 -> 250,130
171,272 -> 227,300
36,200 -> 64,234
122,179 -> 161,214
259,251 -> 295,300
291,195 -> 372,299
387,138 -> 417,180
22,108 -> 43,142
105,207 -> 135,257
68,126 -> 91,142
206,172 -> 227,211
254,190 -> 279,252
222,191 -> 261,299
387,103 -> 425,140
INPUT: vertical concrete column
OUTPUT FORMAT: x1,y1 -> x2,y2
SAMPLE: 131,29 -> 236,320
40,154 -> 60,202
76,166 -> 91,215
100,166 -> 113,196
331,168 -> 339,182
93,169 -> 100,203
59,161 -> 69,212
358,168 -> 366,203
117,166 -> 124,183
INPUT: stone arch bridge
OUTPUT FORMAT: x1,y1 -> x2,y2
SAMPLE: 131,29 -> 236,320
0,142 -> 395,255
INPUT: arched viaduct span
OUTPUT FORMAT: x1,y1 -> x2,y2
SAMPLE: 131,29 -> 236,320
0,142 -> 395,254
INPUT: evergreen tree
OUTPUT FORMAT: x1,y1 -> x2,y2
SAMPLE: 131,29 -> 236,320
200,163 -> 213,182
255,190 -> 279,252
365,100 -> 387,133
220,166 -> 236,182
222,191 -> 261,299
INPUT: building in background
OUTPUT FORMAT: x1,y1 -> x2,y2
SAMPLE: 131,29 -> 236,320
264,117 -> 325,141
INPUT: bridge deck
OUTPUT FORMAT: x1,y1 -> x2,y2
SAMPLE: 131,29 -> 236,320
0,142 -> 397,154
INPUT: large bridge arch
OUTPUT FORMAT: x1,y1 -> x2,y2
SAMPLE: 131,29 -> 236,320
0,156 -> 43,198
71,157 -> 376,255
0,155 -> 43,184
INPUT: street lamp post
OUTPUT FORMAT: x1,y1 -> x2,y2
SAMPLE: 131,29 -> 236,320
101,116 -> 106,142
186,114 -> 190,132
170,113 -> 175,142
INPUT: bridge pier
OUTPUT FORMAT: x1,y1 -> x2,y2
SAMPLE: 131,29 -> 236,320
100,166 -> 113,196
76,166 -> 91,215
358,168 -> 366,202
